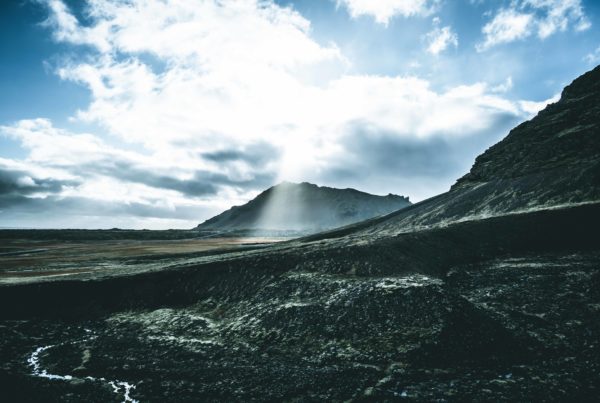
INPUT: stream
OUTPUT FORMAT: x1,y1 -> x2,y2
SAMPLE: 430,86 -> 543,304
27,340 -> 139,402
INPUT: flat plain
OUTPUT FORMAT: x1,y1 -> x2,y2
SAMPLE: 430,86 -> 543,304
0,231 -> 284,283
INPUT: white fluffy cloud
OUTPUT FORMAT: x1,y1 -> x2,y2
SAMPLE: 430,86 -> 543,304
47,0 -> 348,156
478,0 -> 590,51
2,0 -> 556,228
336,0 -> 439,25
526,0 -> 591,38
477,9 -> 534,51
425,18 -> 458,55
44,0 -> 527,165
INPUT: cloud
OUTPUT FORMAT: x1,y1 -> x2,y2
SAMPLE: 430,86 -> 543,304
526,0 -> 591,38
0,194 -> 204,220
201,142 -> 281,169
311,100 -> 524,200
1,118 -> 276,196
425,18 -> 458,55
477,9 -> 533,51
40,1 -> 530,171
45,0 -> 345,153
477,0 -> 591,51
5,0 -> 554,228
94,163 -> 276,197
41,0 -> 111,51
0,118 -> 275,227
518,93 -> 560,116
584,46 -> 600,65
335,0 -> 439,25
0,193 -> 216,229
491,76 -> 514,93
0,161 -> 80,197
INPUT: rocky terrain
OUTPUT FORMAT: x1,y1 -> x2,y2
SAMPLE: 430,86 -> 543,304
196,181 -> 410,234
0,66 -> 599,402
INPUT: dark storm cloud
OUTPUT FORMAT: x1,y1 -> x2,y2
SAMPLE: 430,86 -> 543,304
49,155 -> 277,198
102,160 -> 221,197
121,167 -> 277,197
318,113 -> 520,190
0,166 -> 80,196
201,142 -> 280,169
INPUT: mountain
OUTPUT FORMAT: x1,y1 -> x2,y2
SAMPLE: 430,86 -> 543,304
2,67 -> 600,402
195,181 -> 410,233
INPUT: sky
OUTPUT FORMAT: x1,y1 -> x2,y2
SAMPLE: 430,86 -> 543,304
1,0 -> 599,229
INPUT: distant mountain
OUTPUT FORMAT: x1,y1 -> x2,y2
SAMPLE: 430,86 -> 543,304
195,182 -> 410,233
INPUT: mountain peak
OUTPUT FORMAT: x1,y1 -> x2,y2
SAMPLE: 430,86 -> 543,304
196,182 -> 410,233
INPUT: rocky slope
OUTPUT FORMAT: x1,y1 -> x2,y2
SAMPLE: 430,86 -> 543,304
196,181 -> 410,233
0,66 -> 599,402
